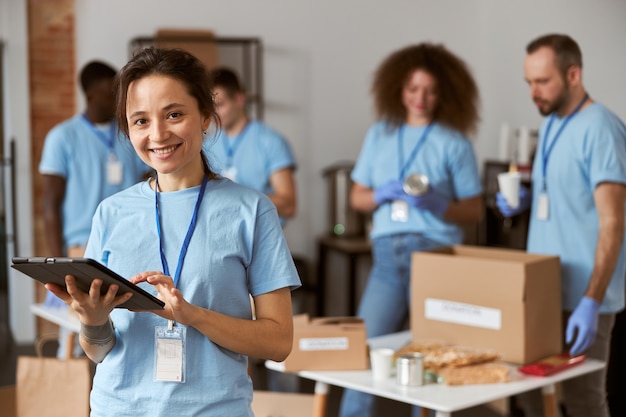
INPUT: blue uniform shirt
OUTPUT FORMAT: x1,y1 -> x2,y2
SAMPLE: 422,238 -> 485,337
39,114 -> 149,247
85,178 -> 301,417
203,120 -> 296,195
351,121 -> 482,244
527,103 -> 626,313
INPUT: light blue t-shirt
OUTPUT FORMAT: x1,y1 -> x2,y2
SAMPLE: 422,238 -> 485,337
527,103 -> 626,313
85,178 -> 301,417
39,114 -> 149,247
203,120 -> 296,196
351,121 -> 482,243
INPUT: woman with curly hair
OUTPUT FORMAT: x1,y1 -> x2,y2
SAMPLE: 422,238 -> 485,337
339,43 -> 483,417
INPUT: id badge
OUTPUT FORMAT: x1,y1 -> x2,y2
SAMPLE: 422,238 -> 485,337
154,323 -> 186,383
536,192 -> 549,220
391,199 -> 409,222
107,155 -> 123,185
222,166 -> 237,181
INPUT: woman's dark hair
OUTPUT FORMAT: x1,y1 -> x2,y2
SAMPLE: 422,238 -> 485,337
115,47 -> 219,174
372,43 -> 480,136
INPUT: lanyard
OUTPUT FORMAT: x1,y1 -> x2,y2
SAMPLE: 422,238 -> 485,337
222,123 -> 251,167
155,175 -> 208,288
541,93 -> 589,189
82,114 -> 116,154
397,123 -> 433,180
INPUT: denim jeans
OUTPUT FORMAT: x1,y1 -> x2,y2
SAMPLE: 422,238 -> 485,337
338,233 -> 443,417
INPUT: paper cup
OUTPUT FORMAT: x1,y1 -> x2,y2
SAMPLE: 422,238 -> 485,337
370,348 -> 395,380
497,172 -> 521,209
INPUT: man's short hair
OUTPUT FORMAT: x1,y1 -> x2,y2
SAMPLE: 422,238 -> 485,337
208,67 -> 244,97
79,61 -> 117,93
526,34 -> 583,77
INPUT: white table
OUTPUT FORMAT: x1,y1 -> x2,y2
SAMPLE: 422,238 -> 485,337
267,330 -> 605,417
31,303 -> 81,358
30,303 -> 80,333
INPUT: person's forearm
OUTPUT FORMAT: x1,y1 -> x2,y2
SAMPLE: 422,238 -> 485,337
350,187 -> 378,213
186,306 -> 293,362
268,194 -> 297,218
43,210 -> 64,256
586,216 -> 624,302
79,320 -> 115,363
442,195 -> 484,224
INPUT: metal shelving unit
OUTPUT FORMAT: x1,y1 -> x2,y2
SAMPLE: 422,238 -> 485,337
129,34 -> 264,120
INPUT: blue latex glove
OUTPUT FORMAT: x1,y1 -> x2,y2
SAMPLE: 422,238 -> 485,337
495,186 -> 531,217
401,188 -> 450,218
566,296 -> 600,356
373,180 -> 405,205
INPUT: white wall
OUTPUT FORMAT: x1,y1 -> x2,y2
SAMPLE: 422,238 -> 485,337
1,0 -> 35,343
3,0 -> 626,340
72,0 -> 626,257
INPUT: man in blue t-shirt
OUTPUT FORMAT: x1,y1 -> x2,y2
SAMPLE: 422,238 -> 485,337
38,61 -> 149,357
40,61 -> 149,258
498,34 -> 626,417
202,67 -> 297,225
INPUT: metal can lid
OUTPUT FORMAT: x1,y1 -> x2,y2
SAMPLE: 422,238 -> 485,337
397,352 -> 424,360
403,174 -> 429,196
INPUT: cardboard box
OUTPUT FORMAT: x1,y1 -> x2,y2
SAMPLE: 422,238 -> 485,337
155,29 -> 219,70
411,245 -> 562,364
0,385 -> 16,417
251,391 -> 315,417
279,314 -> 368,371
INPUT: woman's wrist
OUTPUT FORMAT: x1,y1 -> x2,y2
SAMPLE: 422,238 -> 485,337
80,320 -> 115,345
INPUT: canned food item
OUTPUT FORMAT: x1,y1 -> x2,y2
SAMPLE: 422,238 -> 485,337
396,352 -> 424,386
403,174 -> 429,196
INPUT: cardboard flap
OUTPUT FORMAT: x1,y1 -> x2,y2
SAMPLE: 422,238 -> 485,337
412,252 -> 526,305
311,316 -> 363,326
292,314 -> 310,326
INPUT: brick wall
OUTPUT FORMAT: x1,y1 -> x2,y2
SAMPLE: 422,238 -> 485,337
28,0 -> 75,334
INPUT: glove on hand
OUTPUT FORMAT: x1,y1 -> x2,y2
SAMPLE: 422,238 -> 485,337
566,296 -> 600,356
496,186 -> 531,217
401,188 -> 450,218
373,180 -> 405,205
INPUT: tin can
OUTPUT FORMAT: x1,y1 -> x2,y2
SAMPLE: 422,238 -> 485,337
403,173 -> 429,196
396,352 -> 424,386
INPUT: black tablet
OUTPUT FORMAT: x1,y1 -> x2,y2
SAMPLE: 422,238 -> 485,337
11,257 -> 165,310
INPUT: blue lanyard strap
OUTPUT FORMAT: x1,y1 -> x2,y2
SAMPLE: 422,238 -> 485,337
222,123 -> 250,166
541,93 -> 589,188
155,175 -> 208,288
82,114 -> 116,154
397,123 -> 433,180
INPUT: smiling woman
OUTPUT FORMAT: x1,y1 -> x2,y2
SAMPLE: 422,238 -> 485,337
125,74 -> 211,190
44,47 -> 301,417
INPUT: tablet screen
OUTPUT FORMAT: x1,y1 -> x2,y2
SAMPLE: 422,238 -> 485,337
11,257 -> 165,310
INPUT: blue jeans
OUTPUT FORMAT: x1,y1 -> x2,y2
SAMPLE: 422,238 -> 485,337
338,233 -> 443,417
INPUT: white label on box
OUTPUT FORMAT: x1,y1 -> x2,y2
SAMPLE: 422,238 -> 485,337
299,337 -> 349,351
425,298 -> 501,330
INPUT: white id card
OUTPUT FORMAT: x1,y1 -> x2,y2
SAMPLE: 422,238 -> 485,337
154,324 -> 186,383
536,193 -> 549,220
222,166 -> 237,181
391,199 -> 409,222
107,156 -> 123,185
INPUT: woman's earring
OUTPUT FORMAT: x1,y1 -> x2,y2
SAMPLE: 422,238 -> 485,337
202,130 -> 207,135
